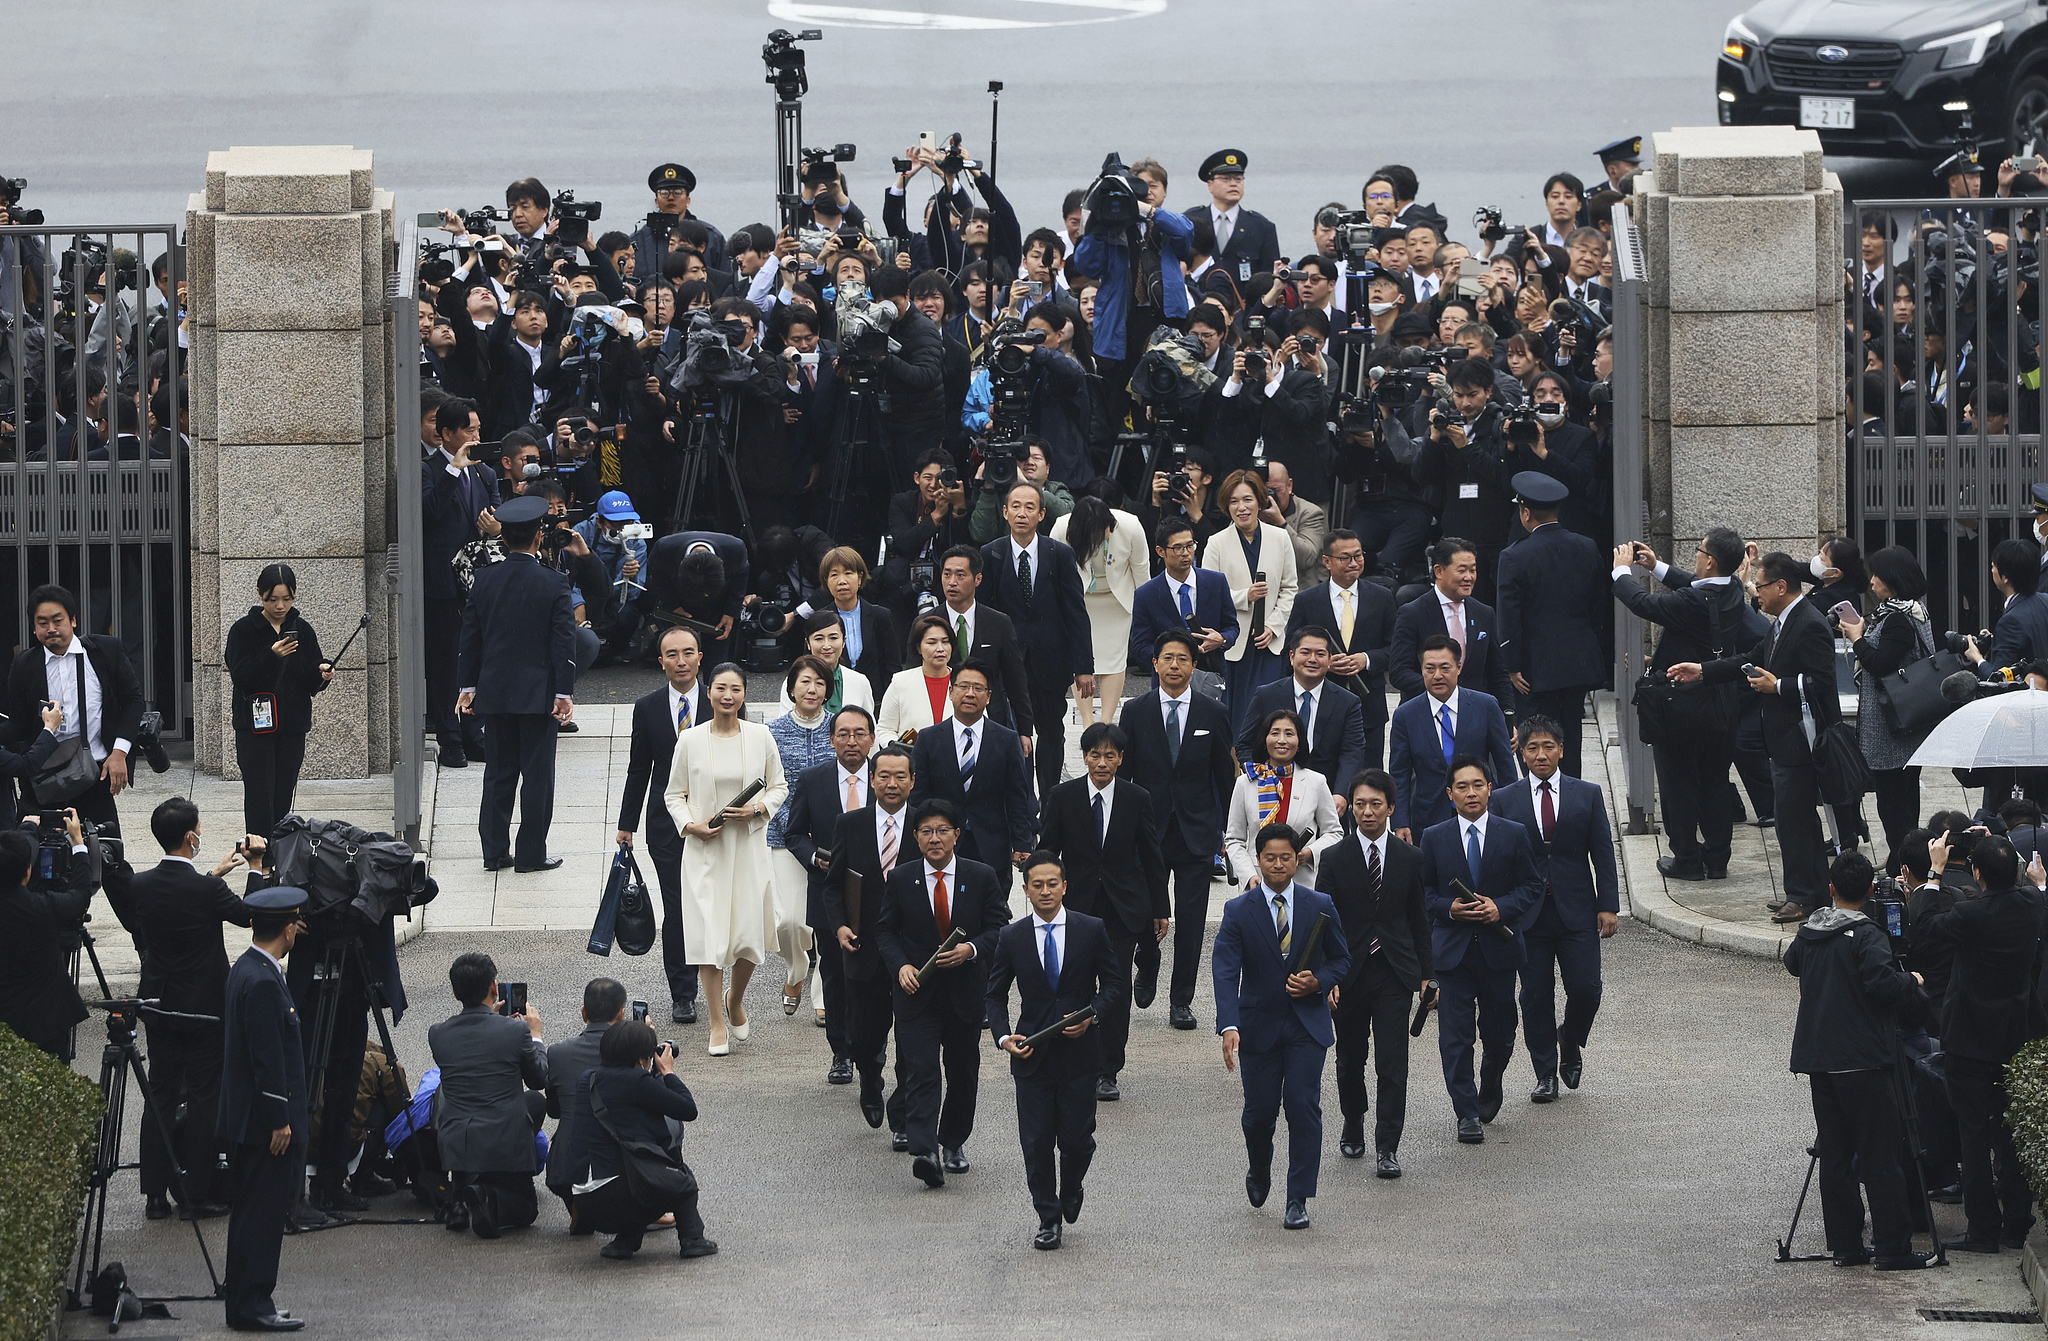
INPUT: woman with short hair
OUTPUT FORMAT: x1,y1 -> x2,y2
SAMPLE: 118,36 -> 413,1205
560,1021 -> 715,1261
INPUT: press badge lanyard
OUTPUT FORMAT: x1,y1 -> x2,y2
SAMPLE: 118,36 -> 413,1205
251,619 -> 293,734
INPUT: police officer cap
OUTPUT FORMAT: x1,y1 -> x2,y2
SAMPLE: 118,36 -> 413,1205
1199,149 -> 1248,181
2030,482 -> 2048,513
496,495 -> 550,527
1934,147 -> 1980,180
649,163 -> 696,194
1512,471 -> 1570,507
245,886 -> 308,912
1595,137 -> 1644,166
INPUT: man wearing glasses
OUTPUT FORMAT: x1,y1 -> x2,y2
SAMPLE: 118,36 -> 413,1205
631,163 -> 729,288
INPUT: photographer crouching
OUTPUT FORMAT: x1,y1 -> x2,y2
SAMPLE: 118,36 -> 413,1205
1784,851 -> 1934,1270
0,809 -> 99,1061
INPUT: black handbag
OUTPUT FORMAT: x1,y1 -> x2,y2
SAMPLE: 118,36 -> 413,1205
31,655 -> 101,806
1869,619 -> 1964,736
1797,674 -> 1875,806
1633,589 -> 1737,744
614,852 -> 655,957
587,1079 -> 697,1204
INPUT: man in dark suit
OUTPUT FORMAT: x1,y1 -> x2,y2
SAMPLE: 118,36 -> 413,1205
217,886 -> 311,1333
1214,823 -> 1351,1230
1490,717 -> 1619,1103
1613,528 -> 1750,880
881,450 -> 972,619
420,398 -> 499,767
1673,552 -> 1841,922
979,482 -> 1094,800
908,661 -> 1038,895
987,852 -> 1124,1249
1420,755 -> 1544,1143
1495,474 -> 1607,780
457,496 -> 579,874
644,529 -> 749,666
1389,636 -> 1517,841
1287,530 -> 1397,768
616,625 -> 704,1022
1184,149 -> 1281,285
1388,538 -> 1514,705
1968,537 -> 2048,680
541,977 -> 626,1219
824,742 -> 920,1146
865,263 -> 949,474
874,799 -> 1012,1187
1128,517 -> 1237,679
937,545 -> 1033,737
1235,626 -> 1368,810
9,584 -> 145,832
1119,630 -> 1238,1030
1035,722 -> 1168,1101
1920,835 -> 2048,1253
482,293 -> 558,443
428,951 -> 551,1238
782,704 -> 880,1082
132,797 -> 257,1219
0,824 -> 92,1062
1322,770 -> 1432,1176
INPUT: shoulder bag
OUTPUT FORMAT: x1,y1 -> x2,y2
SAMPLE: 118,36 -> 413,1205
587,1076 -> 697,1204
1869,617 -> 1963,736
1798,674 -> 1875,807
32,653 -> 102,806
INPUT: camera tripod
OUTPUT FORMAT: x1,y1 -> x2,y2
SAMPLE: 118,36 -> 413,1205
823,368 -> 883,543
670,391 -> 755,548
67,919 -> 224,1315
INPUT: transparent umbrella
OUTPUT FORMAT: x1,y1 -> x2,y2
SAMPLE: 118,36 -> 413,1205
1907,689 -> 2048,769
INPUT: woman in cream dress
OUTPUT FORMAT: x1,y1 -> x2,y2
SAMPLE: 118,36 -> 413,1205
1050,488 -> 1146,728
666,663 -> 788,1055
1203,468 -> 1298,737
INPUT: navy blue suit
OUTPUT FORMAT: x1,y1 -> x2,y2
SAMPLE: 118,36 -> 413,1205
1118,688 -> 1238,1009
1288,579 -> 1397,762
1491,773 -> 1618,1082
458,551 -> 578,868
217,946 -> 307,1328
909,716 -> 1039,893
618,683 -> 702,1006
1387,688 -> 1516,835
421,450 -> 500,754
1234,676 -> 1369,801
1389,590 -> 1513,704
1129,568 -> 1238,672
1212,882 -> 1350,1202
1496,522 -> 1607,778
1419,814 -> 1543,1124
1984,590 -> 2048,679
783,758 -> 858,1059
979,533 -> 1093,798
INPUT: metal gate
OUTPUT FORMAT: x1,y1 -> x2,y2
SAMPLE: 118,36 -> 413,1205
391,217 -> 425,845
1849,197 -> 2045,639
1610,202 -> 1655,834
0,222 -> 188,731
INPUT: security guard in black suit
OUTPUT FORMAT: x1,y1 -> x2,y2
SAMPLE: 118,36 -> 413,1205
1495,473 -> 1607,780
1184,150 -> 1280,285
217,885 -> 310,1333
457,496 -> 579,873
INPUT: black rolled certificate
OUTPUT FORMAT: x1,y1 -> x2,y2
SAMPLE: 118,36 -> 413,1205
1019,1006 -> 1096,1051
703,778 -> 766,831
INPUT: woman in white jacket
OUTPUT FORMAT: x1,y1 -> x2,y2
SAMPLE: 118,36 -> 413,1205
1203,469 -> 1297,737
1225,708 -> 1340,888
1051,489 -> 1146,729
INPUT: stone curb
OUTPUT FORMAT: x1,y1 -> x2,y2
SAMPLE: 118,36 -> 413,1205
2021,1225 -> 2048,1331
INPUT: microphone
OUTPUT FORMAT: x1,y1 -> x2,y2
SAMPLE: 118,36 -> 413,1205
1940,669 -> 1980,704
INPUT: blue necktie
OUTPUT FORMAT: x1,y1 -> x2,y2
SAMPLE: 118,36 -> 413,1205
1092,792 -> 1106,846
1166,699 -> 1182,765
1043,923 -> 1060,989
1438,703 -> 1455,764
1300,689 -> 1313,740
1178,582 -> 1194,621
1466,823 -> 1484,889
960,726 -> 977,782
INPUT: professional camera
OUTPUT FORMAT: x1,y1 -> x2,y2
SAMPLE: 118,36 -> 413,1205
60,237 -> 136,292
1081,153 -> 1148,236
460,205 -> 507,236
134,710 -> 172,774
558,414 -> 624,448
1368,345 -> 1435,407
1316,207 -> 1378,269
675,309 -> 756,393
1868,873 -> 1911,952
1942,630 -> 1975,656
936,134 -> 979,178
1503,401 -> 1541,445
1,178 -> 43,226
1474,207 -> 1507,243
1548,296 -> 1604,355
1241,315 -> 1270,384
1426,389 -> 1459,430
763,27 -> 822,100
270,815 -> 433,929
550,190 -> 603,248
26,813 -> 120,892
800,143 -> 857,189
834,280 -> 897,361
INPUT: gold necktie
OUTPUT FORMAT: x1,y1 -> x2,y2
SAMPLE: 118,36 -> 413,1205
1338,589 -> 1354,646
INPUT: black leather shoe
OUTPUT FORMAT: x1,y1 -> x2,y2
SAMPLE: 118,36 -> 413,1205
556,720 -> 579,734
1928,1183 -> 1963,1204
181,1200 -> 231,1220
466,1184 -> 500,1239
859,1080 -> 886,1128
1941,1234 -> 2001,1254
1530,1075 -> 1559,1104
2003,1229 -> 2034,1250
1132,961 -> 1157,1009
1339,1139 -> 1366,1159
1095,1076 -> 1121,1102
438,747 -> 468,769
443,1203 -> 468,1233
146,1192 -> 173,1220
348,1170 -> 396,1197
678,1236 -> 718,1258
513,855 -> 564,873
942,1146 -> 969,1174
1457,1117 -> 1484,1144
1831,1246 -> 1871,1267
288,1198 -> 329,1230
1477,1076 -> 1503,1123
1755,816 -> 1775,829
1656,855 -> 1706,881
1282,1199 -> 1310,1230
671,1001 -> 698,1024
1169,1005 -> 1197,1030
229,1312 -> 306,1332
1560,1043 -> 1583,1090
912,1154 -> 945,1188
482,856 -> 511,871
599,1238 -> 638,1259
1873,1251 -> 1935,1270
827,1057 -> 854,1085
1376,1150 -> 1402,1178
891,1131 -> 910,1152
1061,1187 -> 1084,1224
1246,1168 -> 1270,1208
1705,866 -> 1728,880
310,1184 -> 367,1213
1033,1222 -> 1063,1250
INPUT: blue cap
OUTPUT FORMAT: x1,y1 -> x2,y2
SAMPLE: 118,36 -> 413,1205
596,491 -> 639,522
2031,482 -> 2048,513
246,886 -> 309,912
1512,471 -> 1571,507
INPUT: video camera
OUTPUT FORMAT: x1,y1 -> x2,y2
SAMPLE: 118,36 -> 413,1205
1082,152 -> 1148,237
674,309 -> 756,398
1368,344 -> 1445,408
550,190 -> 602,248
936,133 -> 978,178
763,27 -> 822,101
1869,873 -> 1911,955
1503,401 -> 1541,445
834,279 -> 897,362
1474,207 -> 1508,243
459,205 -> 508,237
800,143 -> 857,189
1,178 -> 43,226
270,815 -> 433,930
25,813 -> 120,893
1316,207 -> 1378,269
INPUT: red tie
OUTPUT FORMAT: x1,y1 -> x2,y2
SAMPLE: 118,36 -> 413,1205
932,870 -> 951,937
1540,780 -> 1555,842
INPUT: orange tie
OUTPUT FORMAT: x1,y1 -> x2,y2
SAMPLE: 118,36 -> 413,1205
845,775 -> 860,811
932,870 -> 951,937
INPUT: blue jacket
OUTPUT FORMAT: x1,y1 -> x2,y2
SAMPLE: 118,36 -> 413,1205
1419,814 -> 1543,974
1212,882 -> 1350,1050
1984,590 -> 2048,679
218,947 -> 308,1147
571,517 -> 647,613
1488,772 -> 1619,933
1388,687 -> 1517,833
1129,569 -> 1238,667
1072,209 -> 1194,361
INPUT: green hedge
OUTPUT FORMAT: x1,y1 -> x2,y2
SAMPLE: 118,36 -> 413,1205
2008,1038 -> 2048,1205
0,1025 -> 101,1341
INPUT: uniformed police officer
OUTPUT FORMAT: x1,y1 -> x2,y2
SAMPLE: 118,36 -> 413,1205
457,495 -> 579,873
2028,483 -> 2048,570
1184,150 -> 1280,285
217,885 -> 310,1333
1595,137 -> 1643,193
632,162 -> 729,282
1495,472 -> 1608,781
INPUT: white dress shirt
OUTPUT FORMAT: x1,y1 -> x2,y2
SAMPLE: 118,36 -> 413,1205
1290,676 -> 1324,730
1460,811 -> 1490,855
946,601 -> 978,650
667,681 -> 702,735
837,764 -> 868,811
1159,687 -> 1193,744
952,716 -> 983,773
1528,773 -> 1561,839
1262,880 -> 1295,937
1411,270 -> 1441,304
44,638 -> 128,762
1429,688 -> 1459,737
1356,827 -> 1388,867
1008,535 -> 1041,581
1087,777 -> 1114,833
1031,907 -> 1068,977
875,802 -> 907,867
923,857 -> 976,958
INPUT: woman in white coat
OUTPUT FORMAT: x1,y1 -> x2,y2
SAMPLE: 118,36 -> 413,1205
666,663 -> 789,1055
1203,468 -> 1298,736
1051,488 -> 1146,728
1225,708 -> 1341,888
875,613 -> 958,743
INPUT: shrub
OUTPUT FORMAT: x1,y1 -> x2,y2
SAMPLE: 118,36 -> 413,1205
0,1025 -> 101,1341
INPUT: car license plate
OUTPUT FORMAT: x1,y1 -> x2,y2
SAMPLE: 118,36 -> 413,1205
1800,96 -> 1855,130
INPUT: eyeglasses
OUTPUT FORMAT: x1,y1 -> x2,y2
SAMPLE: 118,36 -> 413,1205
1365,190 -> 1395,201
915,826 -> 957,839
1162,541 -> 1197,553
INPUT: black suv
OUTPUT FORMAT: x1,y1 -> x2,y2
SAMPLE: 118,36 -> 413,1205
1718,1 -> 2048,159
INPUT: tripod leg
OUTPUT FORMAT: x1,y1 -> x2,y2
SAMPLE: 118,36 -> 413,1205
1778,1150 -> 1820,1260
72,1044 -> 125,1304
122,1042 -> 223,1291
1893,1054 -> 1947,1265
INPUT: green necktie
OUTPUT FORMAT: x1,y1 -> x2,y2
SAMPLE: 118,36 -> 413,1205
955,613 -> 969,659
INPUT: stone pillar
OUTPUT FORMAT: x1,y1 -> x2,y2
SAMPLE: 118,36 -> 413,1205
186,146 -> 399,780
1633,126 -> 1845,567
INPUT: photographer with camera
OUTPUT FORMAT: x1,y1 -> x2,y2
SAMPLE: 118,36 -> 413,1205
882,448 -> 970,614
0,813 -> 95,1062
571,491 -> 650,663
430,952 -> 549,1238
6,584 -> 145,836
968,439 -> 1074,543
1407,359 -> 1511,601
558,1021 -> 714,1261
224,565 -> 333,845
1495,372 -> 1595,542
646,530 -> 750,666
1964,537 -> 2048,679
1219,317 -> 1334,505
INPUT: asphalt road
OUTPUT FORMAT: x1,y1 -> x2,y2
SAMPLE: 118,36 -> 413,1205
1,0 -> 1950,270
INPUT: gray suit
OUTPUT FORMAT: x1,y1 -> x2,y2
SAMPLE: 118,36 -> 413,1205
543,1023 -> 607,1192
429,1005 -> 550,1174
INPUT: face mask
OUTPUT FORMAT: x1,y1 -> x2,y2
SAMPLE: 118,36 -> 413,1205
1368,301 -> 1396,317
626,318 -> 646,340
1810,553 -> 1829,580
1535,407 -> 1566,427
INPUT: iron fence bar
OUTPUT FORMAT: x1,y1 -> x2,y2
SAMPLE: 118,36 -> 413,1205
1610,202 -> 1654,834
391,216 -> 424,845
